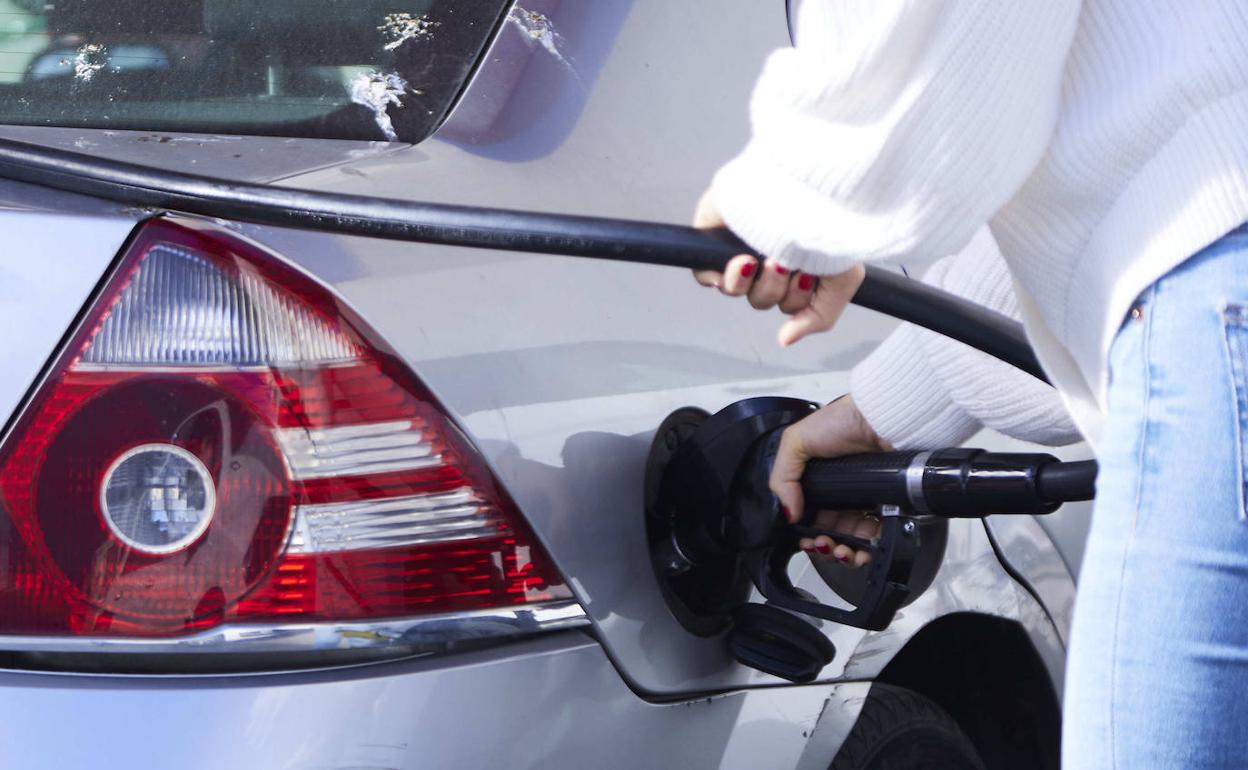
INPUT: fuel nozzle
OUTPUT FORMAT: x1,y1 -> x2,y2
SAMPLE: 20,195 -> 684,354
650,396 -> 1097,683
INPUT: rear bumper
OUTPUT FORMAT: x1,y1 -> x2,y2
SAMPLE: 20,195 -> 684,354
0,631 -> 836,770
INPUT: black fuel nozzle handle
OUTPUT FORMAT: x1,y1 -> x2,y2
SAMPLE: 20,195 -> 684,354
794,450 -> 923,515
741,430 -> 1097,638
796,447 -> 1097,518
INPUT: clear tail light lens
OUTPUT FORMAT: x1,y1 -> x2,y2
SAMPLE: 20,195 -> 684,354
0,218 -> 579,654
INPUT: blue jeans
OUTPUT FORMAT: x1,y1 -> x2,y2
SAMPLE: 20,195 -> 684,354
1063,225 -> 1248,768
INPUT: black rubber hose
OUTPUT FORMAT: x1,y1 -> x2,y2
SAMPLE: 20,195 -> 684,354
852,270 -> 1045,383
0,135 -> 1049,383
1036,459 -> 1098,504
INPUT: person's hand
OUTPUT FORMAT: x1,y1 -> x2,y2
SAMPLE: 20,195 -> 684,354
691,189 -> 865,347
770,395 -> 893,567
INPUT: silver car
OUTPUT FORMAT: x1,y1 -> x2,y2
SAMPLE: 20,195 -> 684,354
0,1 -> 1089,767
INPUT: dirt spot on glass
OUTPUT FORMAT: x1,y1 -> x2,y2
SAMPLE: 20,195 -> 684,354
73,43 -> 107,82
348,71 -> 408,142
379,13 -> 441,52
507,7 -> 574,72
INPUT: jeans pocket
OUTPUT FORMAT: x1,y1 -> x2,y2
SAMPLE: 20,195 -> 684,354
1222,304 -> 1248,520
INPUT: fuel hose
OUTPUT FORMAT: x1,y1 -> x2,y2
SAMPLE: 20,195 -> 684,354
0,135 -> 1047,383
796,448 -> 1097,516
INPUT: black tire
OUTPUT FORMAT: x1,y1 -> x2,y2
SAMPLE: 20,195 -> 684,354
830,684 -> 987,770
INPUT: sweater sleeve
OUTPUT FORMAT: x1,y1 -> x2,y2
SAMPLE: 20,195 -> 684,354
850,228 -> 1081,449
711,0 -> 1081,276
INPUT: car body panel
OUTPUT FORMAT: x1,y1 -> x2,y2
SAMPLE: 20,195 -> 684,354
0,187 -> 137,427
983,514 -> 1076,648
0,632 -> 850,770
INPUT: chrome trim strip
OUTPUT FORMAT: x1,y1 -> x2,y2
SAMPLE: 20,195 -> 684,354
72,360 -> 366,373
0,600 -> 588,654
905,449 -> 934,514
72,363 -> 281,373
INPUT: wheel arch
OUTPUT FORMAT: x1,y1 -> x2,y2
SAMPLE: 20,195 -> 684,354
872,612 -> 1061,770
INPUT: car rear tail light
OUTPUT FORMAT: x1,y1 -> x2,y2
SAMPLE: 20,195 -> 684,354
0,217 -> 584,661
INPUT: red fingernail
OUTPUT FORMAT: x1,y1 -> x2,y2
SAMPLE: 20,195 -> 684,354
740,262 -> 756,278
816,544 -> 831,554
798,273 -> 815,291
775,265 -> 789,275
836,554 -> 850,563
780,505 -> 791,520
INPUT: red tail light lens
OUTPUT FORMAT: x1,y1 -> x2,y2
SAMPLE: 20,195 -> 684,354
0,218 -> 575,646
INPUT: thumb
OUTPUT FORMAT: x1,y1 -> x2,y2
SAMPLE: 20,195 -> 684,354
777,266 -> 865,347
692,189 -> 725,229
769,426 -> 809,523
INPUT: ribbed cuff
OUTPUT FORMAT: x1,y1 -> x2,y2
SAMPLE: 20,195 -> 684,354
710,147 -> 862,276
850,325 -> 982,450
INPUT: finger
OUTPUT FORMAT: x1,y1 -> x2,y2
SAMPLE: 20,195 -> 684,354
823,512 -> 873,567
813,534 -> 836,558
806,511 -> 842,559
746,260 -> 793,310
778,271 -> 817,315
692,190 -> 725,229
812,534 -> 853,563
821,511 -> 858,563
798,537 -> 816,553
692,269 -> 722,288
769,425 -> 808,523
809,513 -> 874,567
777,265 -> 866,347
718,254 -> 759,297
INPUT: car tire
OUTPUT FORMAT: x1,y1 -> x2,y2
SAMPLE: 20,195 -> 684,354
830,685 -> 987,770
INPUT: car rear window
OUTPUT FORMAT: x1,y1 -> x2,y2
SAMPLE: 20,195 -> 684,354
0,0 -> 510,143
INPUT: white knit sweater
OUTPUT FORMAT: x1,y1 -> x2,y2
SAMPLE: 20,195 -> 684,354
712,0 -> 1248,449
